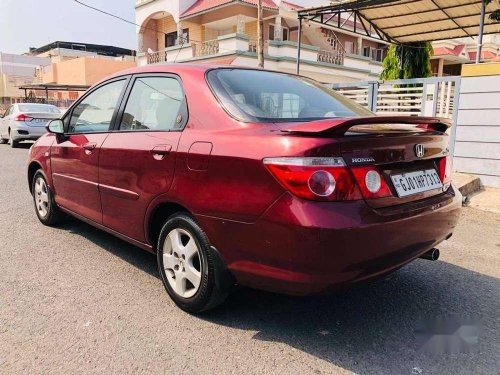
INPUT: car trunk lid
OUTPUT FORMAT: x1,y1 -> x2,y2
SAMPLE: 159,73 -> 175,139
279,117 -> 451,208
23,112 -> 60,127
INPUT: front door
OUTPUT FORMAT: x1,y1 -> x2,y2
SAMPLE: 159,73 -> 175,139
99,74 -> 187,241
50,78 -> 128,223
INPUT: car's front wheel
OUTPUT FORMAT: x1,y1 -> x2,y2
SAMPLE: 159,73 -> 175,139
32,171 -> 64,226
157,213 -> 233,313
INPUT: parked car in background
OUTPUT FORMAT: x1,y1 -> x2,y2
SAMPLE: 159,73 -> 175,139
0,103 -> 61,148
26,65 -> 461,313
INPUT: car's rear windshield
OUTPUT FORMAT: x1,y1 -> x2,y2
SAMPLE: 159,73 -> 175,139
19,104 -> 60,114
206,69 -> 373,123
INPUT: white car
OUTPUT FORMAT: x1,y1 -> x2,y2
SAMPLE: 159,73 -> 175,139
0,103 -> 61,148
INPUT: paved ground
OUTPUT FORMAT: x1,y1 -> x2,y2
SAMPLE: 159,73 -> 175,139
1,143 -> 499,375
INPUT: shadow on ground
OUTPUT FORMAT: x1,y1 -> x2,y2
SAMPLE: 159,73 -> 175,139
63,219 -> 500,374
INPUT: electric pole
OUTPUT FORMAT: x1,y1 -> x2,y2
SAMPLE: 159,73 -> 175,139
257,0 -> 264,68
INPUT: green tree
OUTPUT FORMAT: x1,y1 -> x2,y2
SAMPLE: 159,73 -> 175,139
380,42 -> 433,80
485,0 -> 500,21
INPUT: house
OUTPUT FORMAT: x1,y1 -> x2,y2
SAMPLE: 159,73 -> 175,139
1,42 -> 137,110
135,0 -> 389,83
432,34 -> 500,77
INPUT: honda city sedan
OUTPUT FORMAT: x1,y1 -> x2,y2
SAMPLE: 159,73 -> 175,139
0,103 -> 61,147
27,64 -> 461,313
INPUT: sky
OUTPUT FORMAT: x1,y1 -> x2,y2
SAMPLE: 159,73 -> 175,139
0,0 -> 137,54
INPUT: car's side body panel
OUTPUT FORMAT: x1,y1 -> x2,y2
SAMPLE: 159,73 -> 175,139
99,131 -> 182,241
50,133 -> 109,223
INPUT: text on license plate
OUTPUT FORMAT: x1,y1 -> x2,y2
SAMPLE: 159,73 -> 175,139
390,169 -> 443,197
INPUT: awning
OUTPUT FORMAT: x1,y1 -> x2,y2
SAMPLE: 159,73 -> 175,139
17,84 -> 90,92
298,0 -> 500,43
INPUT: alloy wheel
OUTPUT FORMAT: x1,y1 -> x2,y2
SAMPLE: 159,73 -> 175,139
163,228 -> 202,298
34,177 -> 49,218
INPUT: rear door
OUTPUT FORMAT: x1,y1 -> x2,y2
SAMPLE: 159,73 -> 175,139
50,77 -> 129,222
98,74 -> 187,241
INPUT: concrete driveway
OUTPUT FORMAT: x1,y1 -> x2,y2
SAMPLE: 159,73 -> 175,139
1,143 -> 499,374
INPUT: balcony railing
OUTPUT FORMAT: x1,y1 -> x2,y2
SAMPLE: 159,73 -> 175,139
248,40 -> 269,54
317,49 -> 345,65
147,49 -> 168,64
192,39 -> 219,57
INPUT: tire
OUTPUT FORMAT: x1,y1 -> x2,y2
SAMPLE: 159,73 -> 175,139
0,137 -> 6,144
32,171 -> 64,226
9,130 -> 18,148
157,213 -> 233,313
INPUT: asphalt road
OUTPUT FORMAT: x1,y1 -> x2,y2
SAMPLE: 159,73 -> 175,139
1,143 -> 499,375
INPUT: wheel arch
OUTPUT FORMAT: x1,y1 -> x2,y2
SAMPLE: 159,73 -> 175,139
27,161 -> 44,194
146,201 -> 192,251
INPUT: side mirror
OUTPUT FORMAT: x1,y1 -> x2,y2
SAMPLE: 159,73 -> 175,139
46,119 -> 64,135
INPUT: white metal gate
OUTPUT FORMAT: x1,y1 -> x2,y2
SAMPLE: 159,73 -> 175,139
328,76 -> 462,153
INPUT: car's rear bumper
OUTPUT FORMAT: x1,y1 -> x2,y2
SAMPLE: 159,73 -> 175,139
197,185 -> 462,295
12,124 -> 46,141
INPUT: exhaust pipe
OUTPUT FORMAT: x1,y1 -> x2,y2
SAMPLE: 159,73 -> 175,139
420,248 -> 440,261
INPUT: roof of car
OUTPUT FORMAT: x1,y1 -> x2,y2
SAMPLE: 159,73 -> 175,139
113,63 -> 247,76
101,63 -> 263,85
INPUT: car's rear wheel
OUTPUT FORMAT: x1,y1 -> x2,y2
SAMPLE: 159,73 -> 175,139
0,135 -> 7,144
32,171 -> 64,226
9,130 -> 18,148
157,213 -> 232,313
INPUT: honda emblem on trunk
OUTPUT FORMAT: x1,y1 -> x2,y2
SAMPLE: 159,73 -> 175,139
415,144 -> 425,158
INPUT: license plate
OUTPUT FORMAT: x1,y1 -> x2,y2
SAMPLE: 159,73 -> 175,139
33,119 -> 47,124
390,169 -> 443,197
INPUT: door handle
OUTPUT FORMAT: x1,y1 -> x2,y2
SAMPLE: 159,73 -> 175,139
151,145 -> 172,160
83,142 -> 97,154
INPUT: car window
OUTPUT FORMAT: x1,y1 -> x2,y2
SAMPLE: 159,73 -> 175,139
4,106 -> 13,117
68,80 -> 126,134
119,77 -> 185,132
207,69 -> 374,122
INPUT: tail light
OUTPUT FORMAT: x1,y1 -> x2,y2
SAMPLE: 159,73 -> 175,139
14,114 -> 33,122
263,157 -> 362,201
438,156 -> 452,185
350,166 -> 392,199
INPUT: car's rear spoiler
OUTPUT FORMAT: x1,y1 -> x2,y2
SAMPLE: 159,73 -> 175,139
280,116 -> 451,136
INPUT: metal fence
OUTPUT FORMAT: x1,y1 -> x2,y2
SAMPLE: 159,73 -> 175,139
328,76 -> 462,154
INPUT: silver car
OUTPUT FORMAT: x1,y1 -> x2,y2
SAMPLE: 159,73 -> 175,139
0,103 -> 61,148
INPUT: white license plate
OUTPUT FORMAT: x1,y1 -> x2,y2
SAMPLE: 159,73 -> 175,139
33,119 -> 47,124
390,169 -> 443,197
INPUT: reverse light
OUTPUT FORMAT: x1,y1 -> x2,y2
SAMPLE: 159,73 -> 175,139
350,166 -> 392,199
263,157 -> 362,201
365,170 -> 382,193
14,114 -> 33,122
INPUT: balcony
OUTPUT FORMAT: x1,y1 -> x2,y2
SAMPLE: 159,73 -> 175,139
136,33 -> 382,79
138,34 -> 345,67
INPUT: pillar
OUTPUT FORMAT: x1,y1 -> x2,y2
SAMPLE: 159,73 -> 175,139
236,15 -> 245,35
177,21 -> 184,44
274,16 -> 282,41
438,58 -> 444,77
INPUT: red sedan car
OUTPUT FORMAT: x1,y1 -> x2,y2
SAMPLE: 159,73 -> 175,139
27,64 -> 461,313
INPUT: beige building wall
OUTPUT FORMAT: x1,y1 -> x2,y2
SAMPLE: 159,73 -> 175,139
42,57 -> 136,86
